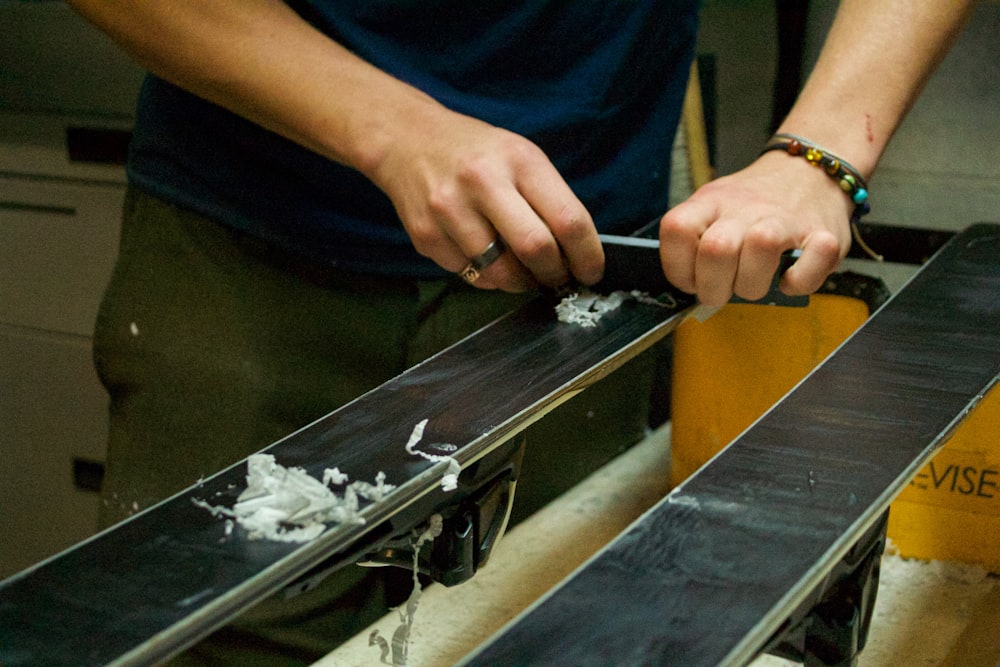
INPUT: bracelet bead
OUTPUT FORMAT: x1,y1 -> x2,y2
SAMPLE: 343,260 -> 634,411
760,133 -> 881,261
761,132 -> 871,224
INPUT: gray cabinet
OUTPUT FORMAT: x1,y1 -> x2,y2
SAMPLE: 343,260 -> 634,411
0,0 -> 144,577
0,115 -> 128,577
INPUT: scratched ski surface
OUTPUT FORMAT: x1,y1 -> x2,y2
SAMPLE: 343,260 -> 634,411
463,223 -> 1000,666
0,279 -> 693,666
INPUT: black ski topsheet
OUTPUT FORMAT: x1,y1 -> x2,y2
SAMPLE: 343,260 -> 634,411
0,283 -> 694,666
463,223 -> 1000,667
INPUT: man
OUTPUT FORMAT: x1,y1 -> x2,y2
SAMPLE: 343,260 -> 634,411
68,1 -> 973,664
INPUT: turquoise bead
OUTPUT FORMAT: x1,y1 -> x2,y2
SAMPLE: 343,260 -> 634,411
853,188 -> 869,204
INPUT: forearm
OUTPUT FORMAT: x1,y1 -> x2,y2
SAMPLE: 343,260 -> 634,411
777,0 -> 976,177
65,0 -> 439,178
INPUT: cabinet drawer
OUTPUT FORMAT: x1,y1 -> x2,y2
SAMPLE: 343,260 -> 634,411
0,325 -> 106,577
0,177 -> 123,336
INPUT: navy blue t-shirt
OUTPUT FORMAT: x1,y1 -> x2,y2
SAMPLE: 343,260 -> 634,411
127,1 -> 699,277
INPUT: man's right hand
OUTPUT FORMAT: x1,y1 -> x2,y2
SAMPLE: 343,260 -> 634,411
367,105 -> 604,292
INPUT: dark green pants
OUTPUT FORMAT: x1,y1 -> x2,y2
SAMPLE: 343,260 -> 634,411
93,188 -> 656,665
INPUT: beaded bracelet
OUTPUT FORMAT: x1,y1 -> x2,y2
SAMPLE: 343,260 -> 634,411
760,133 -> 881,260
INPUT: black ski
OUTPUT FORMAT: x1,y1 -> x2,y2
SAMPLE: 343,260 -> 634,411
462,223 -> 1000,666
0,263 -> 696,666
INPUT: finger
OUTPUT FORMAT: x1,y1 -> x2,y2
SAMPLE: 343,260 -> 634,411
480,183 -> 572,288
493,205 -> 569,288
451,215 -> 540,292
659,199 -> 717,294
779,229 -> 842,295
481,252 -> 538,292
410,207 -> 524,291
732,220 -> 793,301
455,227 -> 536,292
468,241 -> 538,292
693,223 -> 742,306
517,172 -> 602,286
408,213 -> 478,274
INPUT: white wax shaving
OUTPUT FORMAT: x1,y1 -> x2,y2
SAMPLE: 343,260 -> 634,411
196,420 -> 457,543
554,289 -> 626,327
630,289 -> 677,309
556,288 -> 680,327
323,467 -> 349,486
349,471 -> 396,502
404,419 -> 460,492
194,454 -> 396,543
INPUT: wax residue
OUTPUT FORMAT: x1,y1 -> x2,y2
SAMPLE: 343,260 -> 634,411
554,289 -> 626,327
195,420 -> 459,542
193,454 -> 395,543
556,289 -> 676,327
369,514 -> 444,666
404,419 -> 460,492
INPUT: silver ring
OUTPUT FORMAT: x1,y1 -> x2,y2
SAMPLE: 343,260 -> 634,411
459,238 -> 505,284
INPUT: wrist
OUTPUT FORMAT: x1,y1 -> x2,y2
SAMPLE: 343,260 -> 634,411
773,115 -> 883,180
331,84 -> 439,182
758,134 -> 881,261
349,86 -> 452,189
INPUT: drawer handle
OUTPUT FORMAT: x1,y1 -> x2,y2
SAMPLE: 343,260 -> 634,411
0,201 -> 77,217
67,127 -> 131,165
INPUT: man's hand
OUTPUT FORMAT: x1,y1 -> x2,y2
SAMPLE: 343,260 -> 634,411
659,0 -> 974,307
659,151 -> 852,306
369,106 -> 604,293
